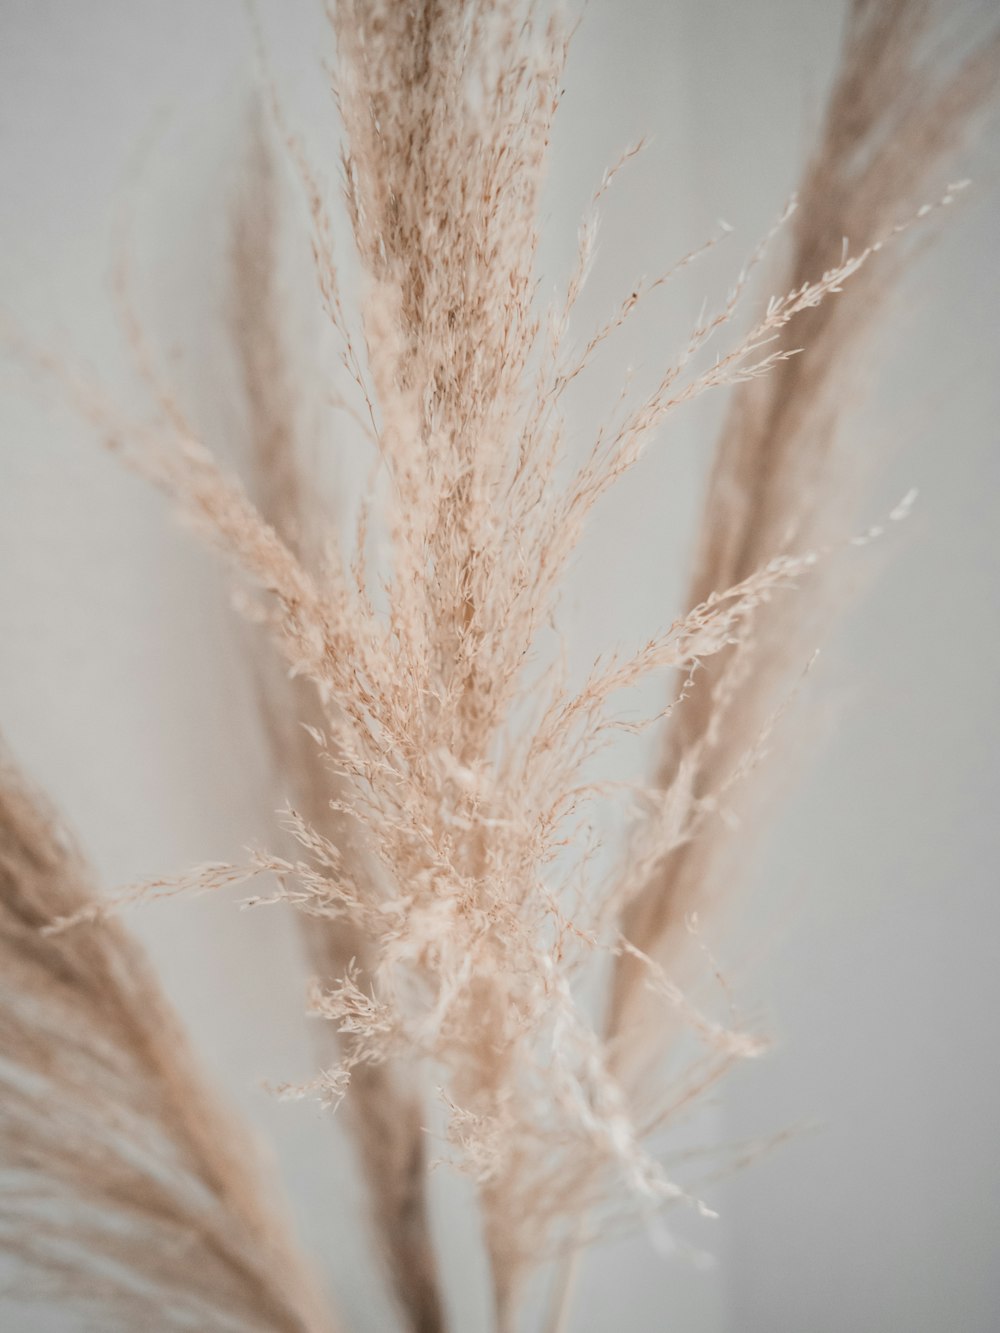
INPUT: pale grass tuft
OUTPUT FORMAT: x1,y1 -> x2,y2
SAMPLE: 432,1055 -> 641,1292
228,108 -> 447,1333
4,1 -> 998,1330
608,0 -> 1000,1071
0,744 -> 334,1331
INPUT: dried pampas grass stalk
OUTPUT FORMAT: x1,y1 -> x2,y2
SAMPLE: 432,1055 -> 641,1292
4,0 -> 998,1329
0,744 -> 335,1332
609,0 -> 1000,1066
229,116 -> 445,1333
41,1 -> 994,1326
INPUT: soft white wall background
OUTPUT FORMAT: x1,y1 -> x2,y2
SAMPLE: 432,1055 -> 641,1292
1,2 -> 998,1330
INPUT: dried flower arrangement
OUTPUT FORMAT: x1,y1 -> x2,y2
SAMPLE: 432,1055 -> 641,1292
2,1 -> 997,1329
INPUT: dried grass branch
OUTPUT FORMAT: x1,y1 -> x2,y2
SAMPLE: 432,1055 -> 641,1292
610,0 -> 1000,1064
65,1 -> 995,1323
9,2 -> 997,1330
0,745 -> 335,1332
229,112 -> 446,1333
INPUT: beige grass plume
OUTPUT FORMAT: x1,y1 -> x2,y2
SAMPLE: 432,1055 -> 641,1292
79,3 -> 902,1319
0,742 -> 336,1331
8,1 -> 998,1330
228,111 -> 445,1333
607,0 -> 1000,1073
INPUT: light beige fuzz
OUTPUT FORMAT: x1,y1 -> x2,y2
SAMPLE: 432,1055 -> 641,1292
4,2 -> 997,1331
